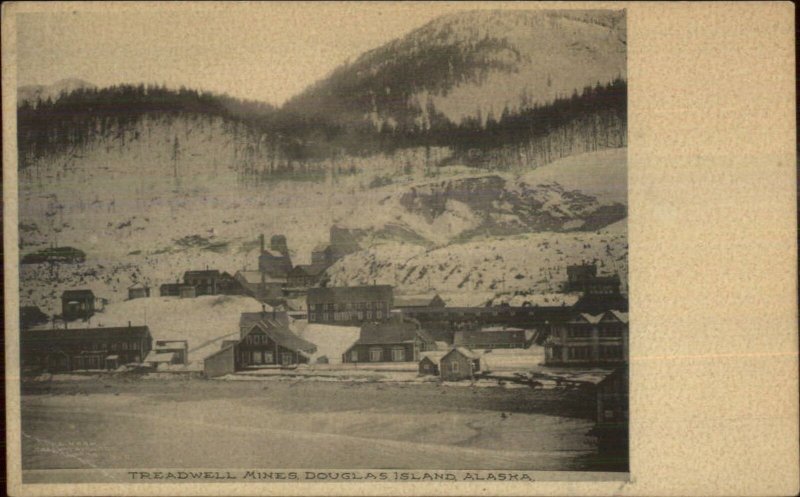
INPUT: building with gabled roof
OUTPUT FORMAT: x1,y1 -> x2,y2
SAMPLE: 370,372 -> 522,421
342,317 -> 436,363
21,324 -> 152,372
308,285 -> 394,324
544,310 -> 628,366
440,347 -> 482,381
128,282 -> 150,300
203,316 -> 316,378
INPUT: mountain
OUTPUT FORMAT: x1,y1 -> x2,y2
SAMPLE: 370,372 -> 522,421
283,9 -> 625,130
15,10 -> 628,314
18,78 -> 96,107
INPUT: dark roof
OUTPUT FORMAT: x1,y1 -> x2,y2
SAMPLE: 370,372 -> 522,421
160,282 -> 181,289
22,326 -> 151,343
308,285 -> 393,304
184,270 -> 221,278
61,289 -> 95,299
246,322 -> 317,354
239,311 -> 290,330
453,329 -> 526,347
355,319 -> 433,345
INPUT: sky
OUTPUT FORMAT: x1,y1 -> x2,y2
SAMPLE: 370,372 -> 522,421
15,2 -> 510,106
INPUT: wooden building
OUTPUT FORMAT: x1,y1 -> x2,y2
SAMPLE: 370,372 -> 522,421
453,328 -> 528,349
342,317 -> 436,363
159,282 -> 181,297
418,351 -> 446,376
544,310 -> 629,366
440,347 -> 481,381
61,289 -> 96,321
127,283 -> 150,300
307,285 -> 394,324
20,324 -> 152,372
183,270 -> 243,296
154,339 -> 189,365
203,318 -> 317,378
593,366 -> 629,452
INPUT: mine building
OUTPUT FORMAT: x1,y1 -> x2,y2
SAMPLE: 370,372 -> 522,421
61,289 -> 97,321
20,324 -> 152,372
258,234 -> 293,279
287,265 -> 325,289
307,285 -> 394,325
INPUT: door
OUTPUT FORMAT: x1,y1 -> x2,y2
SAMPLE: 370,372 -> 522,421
281,352 -> 293,366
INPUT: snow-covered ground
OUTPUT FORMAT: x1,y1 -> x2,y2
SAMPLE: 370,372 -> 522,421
30,295 -> 264,363
293,322 -> 361,364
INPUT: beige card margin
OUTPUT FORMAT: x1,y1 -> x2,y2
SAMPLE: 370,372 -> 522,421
3,1 -> 798,496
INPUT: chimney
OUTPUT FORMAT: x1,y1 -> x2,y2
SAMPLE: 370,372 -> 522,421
259,234 -> 265,253
261,304 -> 266,316
128,321 -> 131,328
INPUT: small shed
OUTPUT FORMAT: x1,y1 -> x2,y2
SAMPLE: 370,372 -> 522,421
440,347 -> 481,381
144,351 -> 176,368
418,351 -> 446,376
128,283 -> 150,300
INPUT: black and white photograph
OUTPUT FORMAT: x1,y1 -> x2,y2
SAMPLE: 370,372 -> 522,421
13,1 -> 629,486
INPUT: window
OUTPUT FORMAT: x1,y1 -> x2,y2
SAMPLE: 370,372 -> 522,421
391,347 -> 405,362
604,409 -> 615,421
131,341 -> 139,350
350,349 -> 359,362
450,361 -> 460,372
369,348 -> 382,362
264,351 -> 274,364
281,353 -> 293,365
252,351 -> 263,364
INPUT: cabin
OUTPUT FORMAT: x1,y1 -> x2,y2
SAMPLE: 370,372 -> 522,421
154,340 -> 189,365
20,305 -> 49,330
20,324 -> 152,372
127,283 -> 150,300
544,310 -> 629,366
393,294 -> 446,310
593,366 -> 629,451
307,285 -> 394,324
287,265 -> 325,288
453,328 -> 527,350
182,270 -> 223,296
418,351 -> 446,376
342,317 -> 436,363
440,347 -> 481,381
258,234 -> 293,279
203,319 -> 317,378
61,289 -> 96,321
